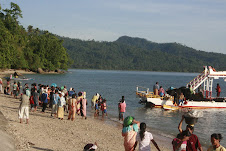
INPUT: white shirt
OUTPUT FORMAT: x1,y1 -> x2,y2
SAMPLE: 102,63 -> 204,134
58,96 -> 66,107
136,131 -> 153,151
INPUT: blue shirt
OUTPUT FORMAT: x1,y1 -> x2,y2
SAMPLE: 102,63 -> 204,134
53,94 -> 60,105
122,124 -> 139,133
41,93 -> 48,103
68,91 -> 75,97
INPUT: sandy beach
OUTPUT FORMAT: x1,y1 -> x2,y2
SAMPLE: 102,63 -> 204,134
0,69 -> 35,77
0,93 -> 172,151
0,70 -> 172,151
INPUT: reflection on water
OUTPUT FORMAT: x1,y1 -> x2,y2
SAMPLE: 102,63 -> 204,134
23,69 -> 226,147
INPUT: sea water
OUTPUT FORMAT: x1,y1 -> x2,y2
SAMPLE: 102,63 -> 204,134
24,69 -> 226,147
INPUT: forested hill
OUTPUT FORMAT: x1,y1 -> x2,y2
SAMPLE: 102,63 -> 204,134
61,36 -> 226,72
0,2 -> 69,71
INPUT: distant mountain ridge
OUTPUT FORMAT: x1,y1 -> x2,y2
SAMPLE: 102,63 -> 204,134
60,35 -> 226,72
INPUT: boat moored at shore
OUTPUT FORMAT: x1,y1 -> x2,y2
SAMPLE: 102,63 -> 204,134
136,66 -> 226,109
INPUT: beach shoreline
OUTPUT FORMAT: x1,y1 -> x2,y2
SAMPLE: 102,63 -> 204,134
0,92 -> 172,151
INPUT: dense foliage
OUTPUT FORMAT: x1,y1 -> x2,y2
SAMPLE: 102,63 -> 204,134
61,36 -> 226,72
0,3 -> 69,71
1,3 -> 225,73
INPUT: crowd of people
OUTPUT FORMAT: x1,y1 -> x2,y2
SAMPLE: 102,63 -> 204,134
1,79 -> 225,151
2,82 -> 91,123
121,115 -> 226,151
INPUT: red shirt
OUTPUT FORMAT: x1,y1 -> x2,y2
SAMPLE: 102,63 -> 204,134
119,102 -> 126,112
186,134 -> 202,151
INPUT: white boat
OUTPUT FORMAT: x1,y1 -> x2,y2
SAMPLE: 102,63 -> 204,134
136,66 -> 226,109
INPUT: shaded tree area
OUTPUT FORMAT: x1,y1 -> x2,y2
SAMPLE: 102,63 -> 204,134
0,2 -> 69,71
61,36 -> 226,72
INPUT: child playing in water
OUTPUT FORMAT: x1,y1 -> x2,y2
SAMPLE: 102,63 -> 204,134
101,99 -> 107,117
94,100 -> 99,117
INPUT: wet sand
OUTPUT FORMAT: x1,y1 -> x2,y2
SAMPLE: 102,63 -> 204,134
0,93 -> 172,151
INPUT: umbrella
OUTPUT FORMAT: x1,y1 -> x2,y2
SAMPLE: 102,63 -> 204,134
51,83 -> 57,87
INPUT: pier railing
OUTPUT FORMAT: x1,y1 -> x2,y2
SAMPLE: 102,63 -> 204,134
136,86 -> 157,98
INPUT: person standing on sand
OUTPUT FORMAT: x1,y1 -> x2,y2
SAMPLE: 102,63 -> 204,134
172,130 -> 191,151
101,99 -> 107,118
0,78 -> 3,93
7,80 -> 10,94
13,81 -> 18,98
77,92 -> 83,115
41,90 -> 48,113
18,88 -> 30,124
33,89 -> 39,112
81,92 -> 87,119
51,90 -> 59,117
134,122 -> 161,151
57,92 -> 66,120
68,93 -> 77,121
207,133 -> 226,151
153,82 -> 159,95
122,117 -> 140,151
178,116 -> 203,151
119,98 -> 126,121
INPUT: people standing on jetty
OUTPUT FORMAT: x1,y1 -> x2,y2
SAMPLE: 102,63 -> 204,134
81,92 -> 87,119
122,117 -> 140,151
178,116 -> 203,151
119,97 -> 126,121
172,130 -> 191,151
158,86 -> 165,97
216,83 -> 221,98
207,133 -> 226,151
18,88 -> 30,124
57,92 -> 66,120
134,122 -> 161,151
153,82 -> 159,95
68,93 -> 77,121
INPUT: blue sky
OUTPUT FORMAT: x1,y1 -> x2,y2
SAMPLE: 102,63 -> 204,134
1,0 -> 226,54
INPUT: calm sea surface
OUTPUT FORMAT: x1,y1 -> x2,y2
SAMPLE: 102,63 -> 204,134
24,69 -> 226,147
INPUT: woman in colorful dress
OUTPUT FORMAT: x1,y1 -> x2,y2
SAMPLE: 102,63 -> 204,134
57,93 -> 66,120
122,117 -> 140,151
81,92 -> 87,119
77,92 -> 83,115
68,93 -> 77,121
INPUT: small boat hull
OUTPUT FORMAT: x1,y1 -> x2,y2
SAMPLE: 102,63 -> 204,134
163,104 -> 180,111
146,97 -> 226,109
